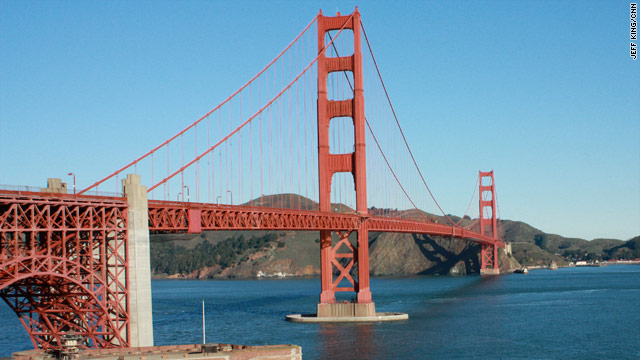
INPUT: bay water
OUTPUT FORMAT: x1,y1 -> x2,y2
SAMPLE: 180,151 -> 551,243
1,265 -> 639,359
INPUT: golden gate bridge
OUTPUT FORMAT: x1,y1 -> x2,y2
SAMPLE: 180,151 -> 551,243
0,8 -> 504,351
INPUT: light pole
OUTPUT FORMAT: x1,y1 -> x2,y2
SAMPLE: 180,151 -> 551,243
67,172 -> 76,194
177,192 -> 182,201
183,185 -> 190,202
226,190 -> 233,205
216,196 -> 222,205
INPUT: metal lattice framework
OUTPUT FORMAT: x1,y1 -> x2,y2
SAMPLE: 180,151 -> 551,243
147,201 -> 499,246
0,191 -> 129,350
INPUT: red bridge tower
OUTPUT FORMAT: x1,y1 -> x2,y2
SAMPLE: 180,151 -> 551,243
316,8 -> 375,317
479,170 -> 500,275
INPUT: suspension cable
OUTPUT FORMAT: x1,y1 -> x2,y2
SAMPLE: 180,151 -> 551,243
79,15 -> 320,195
361,21 -> 463,226
148,14 -> 355,192
325,32 -> 431,223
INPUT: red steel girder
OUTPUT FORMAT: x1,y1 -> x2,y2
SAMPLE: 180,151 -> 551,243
147,201 -> 504,247
148,201 -> 361,232
0,191 -> 129,350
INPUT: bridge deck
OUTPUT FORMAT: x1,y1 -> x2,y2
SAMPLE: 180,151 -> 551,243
148,200 -> 503,247
0,191 -> 502,247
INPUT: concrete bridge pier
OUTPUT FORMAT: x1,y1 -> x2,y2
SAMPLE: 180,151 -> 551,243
122,174 -> 154,347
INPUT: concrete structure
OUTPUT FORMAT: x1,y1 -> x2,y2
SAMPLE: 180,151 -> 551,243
480,268 -> 500,275
42,178 -> 67,193
505,242 -> 512,255
122,174 -> 154,347
12,343 -> 302,360
317,302 -> 376,318
287,312 -> 408,323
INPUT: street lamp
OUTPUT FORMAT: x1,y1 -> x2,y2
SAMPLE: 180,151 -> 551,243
226,190 -> 233,205
216,196 -> 222,205
183,185 -> 190,202
177,192 -> 182,201
67,172 -> 76,194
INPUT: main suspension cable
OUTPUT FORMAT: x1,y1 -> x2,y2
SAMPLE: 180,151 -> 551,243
361,21 -> 462,226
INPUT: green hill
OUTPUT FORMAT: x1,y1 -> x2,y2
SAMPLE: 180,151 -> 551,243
605,236 -> 640,259
500,219 -> 634,264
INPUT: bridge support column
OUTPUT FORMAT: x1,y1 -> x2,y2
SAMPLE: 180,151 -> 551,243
356,223 -> 372,303
315,8 -> 375,318
480,244 -> 500,275
123,174 -> 154,347
319,230 -> 335,304
479,171 -> 500,275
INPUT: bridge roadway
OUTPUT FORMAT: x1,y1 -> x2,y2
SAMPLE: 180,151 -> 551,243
0,190 -> 503,247
147,200 -> 503,247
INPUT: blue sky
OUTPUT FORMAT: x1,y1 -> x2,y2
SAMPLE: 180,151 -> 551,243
1,1 -> 638,240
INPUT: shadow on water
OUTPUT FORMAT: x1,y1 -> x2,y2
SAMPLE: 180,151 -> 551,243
316,322 -> 384,360
413,234 -> 480,275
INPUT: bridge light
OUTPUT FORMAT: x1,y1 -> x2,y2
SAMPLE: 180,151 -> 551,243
67,172 -> 76,195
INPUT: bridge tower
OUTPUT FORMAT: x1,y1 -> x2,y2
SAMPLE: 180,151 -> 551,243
479,170 -> 500,275
316,8 -> 375,317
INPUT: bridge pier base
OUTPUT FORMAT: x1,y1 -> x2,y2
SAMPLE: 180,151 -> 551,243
123,174 -> 154,347
317,302 -> 376,318
480,268 -> 500,275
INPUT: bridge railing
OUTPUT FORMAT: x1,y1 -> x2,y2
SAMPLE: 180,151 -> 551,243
0,184 -> 43,193
0,184 -> 123,199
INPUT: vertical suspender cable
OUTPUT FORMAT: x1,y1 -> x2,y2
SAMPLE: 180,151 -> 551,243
249,84 -> 254,203
259,77 -> 264,201
239,93 -> 243,205
196,124 -> 199,202
181,134 -> 184,202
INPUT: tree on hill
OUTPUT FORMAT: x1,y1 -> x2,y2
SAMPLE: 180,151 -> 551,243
150,233 -> 279,275
534,234 -> 549,250
605,237 -> 640,260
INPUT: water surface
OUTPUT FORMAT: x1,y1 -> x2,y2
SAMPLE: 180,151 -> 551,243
1,266 -> 639,359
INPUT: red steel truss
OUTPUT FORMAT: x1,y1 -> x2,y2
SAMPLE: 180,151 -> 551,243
0,191 -> 129,350
148,201 -> 503,247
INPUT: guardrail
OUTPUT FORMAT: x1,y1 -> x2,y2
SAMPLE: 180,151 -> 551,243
0,184 -> 123,198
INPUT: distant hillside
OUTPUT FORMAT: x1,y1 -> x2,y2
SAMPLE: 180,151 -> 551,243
244,193 -> 353,213
149,194 -> 637,277
151,230 -> 518,279
510,242 -> 568,267
605,236 -> 640,259
500,219 -> 636,265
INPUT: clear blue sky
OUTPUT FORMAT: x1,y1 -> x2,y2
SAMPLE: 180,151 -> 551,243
1,1 -> 638,240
